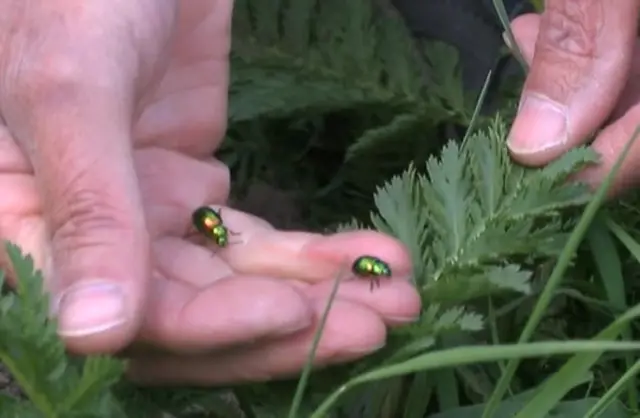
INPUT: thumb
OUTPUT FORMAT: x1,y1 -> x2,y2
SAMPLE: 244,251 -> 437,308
507,1 -> 640,166
3,65 -> 150,354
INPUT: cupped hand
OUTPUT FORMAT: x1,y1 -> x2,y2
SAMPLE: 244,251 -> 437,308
0,138 -> 421,384
506,1 -> 640,196
0,0 -> 421,384
129,148 -> 420,384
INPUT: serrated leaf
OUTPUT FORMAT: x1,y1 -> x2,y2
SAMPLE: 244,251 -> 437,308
436,307 -> 484,332
0,242 -> 126,417
486,265 -> 532,295
229,0 -> 429,123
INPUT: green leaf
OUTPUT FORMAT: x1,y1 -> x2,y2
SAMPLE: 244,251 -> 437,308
430,397 -> 627,418
0,242 -> 126,418
310,339 -> 640,417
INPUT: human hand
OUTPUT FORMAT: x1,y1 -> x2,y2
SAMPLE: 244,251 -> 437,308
0,138 -> 421,383
0,0 -> 232,352
506,1 -> 640,196
0,0 -> 422,383
129,148 -> 423,384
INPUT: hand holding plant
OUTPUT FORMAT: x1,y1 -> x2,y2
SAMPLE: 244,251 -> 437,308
508,0 -> 640,196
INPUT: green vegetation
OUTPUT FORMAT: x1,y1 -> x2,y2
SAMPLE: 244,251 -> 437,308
4,0 -> 640,417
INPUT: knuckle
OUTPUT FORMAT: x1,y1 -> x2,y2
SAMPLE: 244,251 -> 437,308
3,52 -> 100,129
50,182 -> 141,253
10,52 -> 88,104
211,159 -> 230,197
540,1 -> 602,60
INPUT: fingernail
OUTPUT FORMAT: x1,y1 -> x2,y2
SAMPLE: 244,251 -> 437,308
388,314 -> 421,324
56,280 -> 127,337
508,94 -> 568,154
275,315 -> 313,336
345,341 -> 386,355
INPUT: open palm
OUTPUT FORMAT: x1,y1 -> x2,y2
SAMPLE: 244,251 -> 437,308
0,0 -> 421,383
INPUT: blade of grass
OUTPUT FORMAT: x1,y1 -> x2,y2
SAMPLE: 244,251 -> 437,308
606,217 -> 640,263
487,296 -> 510,392
434,368 -> 459,411
589,213 -> 628,311
587,212 -> 636,408
287,262 -> 346,418
310,339 -> 640,418
434,335 -> 461,412
402,372 -> 433,418
461,70 -> 492,147
513,303 -> 640,418
492,0 -> 529,73
585,358 -> 640,418
482,125 -> 640,418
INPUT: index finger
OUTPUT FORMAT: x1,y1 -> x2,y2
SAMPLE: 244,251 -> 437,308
196,206 -> 413,283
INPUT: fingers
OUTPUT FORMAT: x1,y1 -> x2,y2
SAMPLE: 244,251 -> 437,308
152,237 -> 234,287
571,41 -> 640,195
1,49 -> 151,355
608,41 -> 640,122
34,117 -> 147,354
127,299 -> 386,384
507,1 -> 640,165
134,0 -> 233,157
574,105 -> 640,196
200,206 -> 413,283
0,174 -> 49,286
0,126 -> 48,284
304,278 -> 421,326
507,13 -> 540,63
140,231 -> 418,353
510,18 -> 640,195
134,148 -> 229,237
137,268 -> 314,353
0,126 -> 32,174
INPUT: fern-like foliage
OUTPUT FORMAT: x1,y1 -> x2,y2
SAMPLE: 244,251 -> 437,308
223,0 -> 492,207
229,0 -> 426,123
370,114 -> 598,305
236,115 -> 600,416
229,0 -> 481,126
321,114 -> 600,384
0,242 -> 126,418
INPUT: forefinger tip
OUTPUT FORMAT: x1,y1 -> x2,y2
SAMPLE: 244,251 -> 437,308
306,229 -> 414,278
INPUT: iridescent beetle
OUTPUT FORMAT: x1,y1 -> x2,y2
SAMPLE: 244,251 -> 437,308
351,255 -> 392,291
191,206 -> 240,248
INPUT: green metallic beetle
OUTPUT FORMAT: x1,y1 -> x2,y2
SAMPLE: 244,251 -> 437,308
191,206 -> 239,248
352,255 -> 392,291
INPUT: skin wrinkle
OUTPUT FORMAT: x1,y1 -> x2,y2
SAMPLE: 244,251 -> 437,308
160,276 -> 309,350
0,131 -> 31,173
543,1 -> 601,59
153,238 -> 234,286
45,150 -> 138,232
128,299 -> 387,384
526,1 -> 631,106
